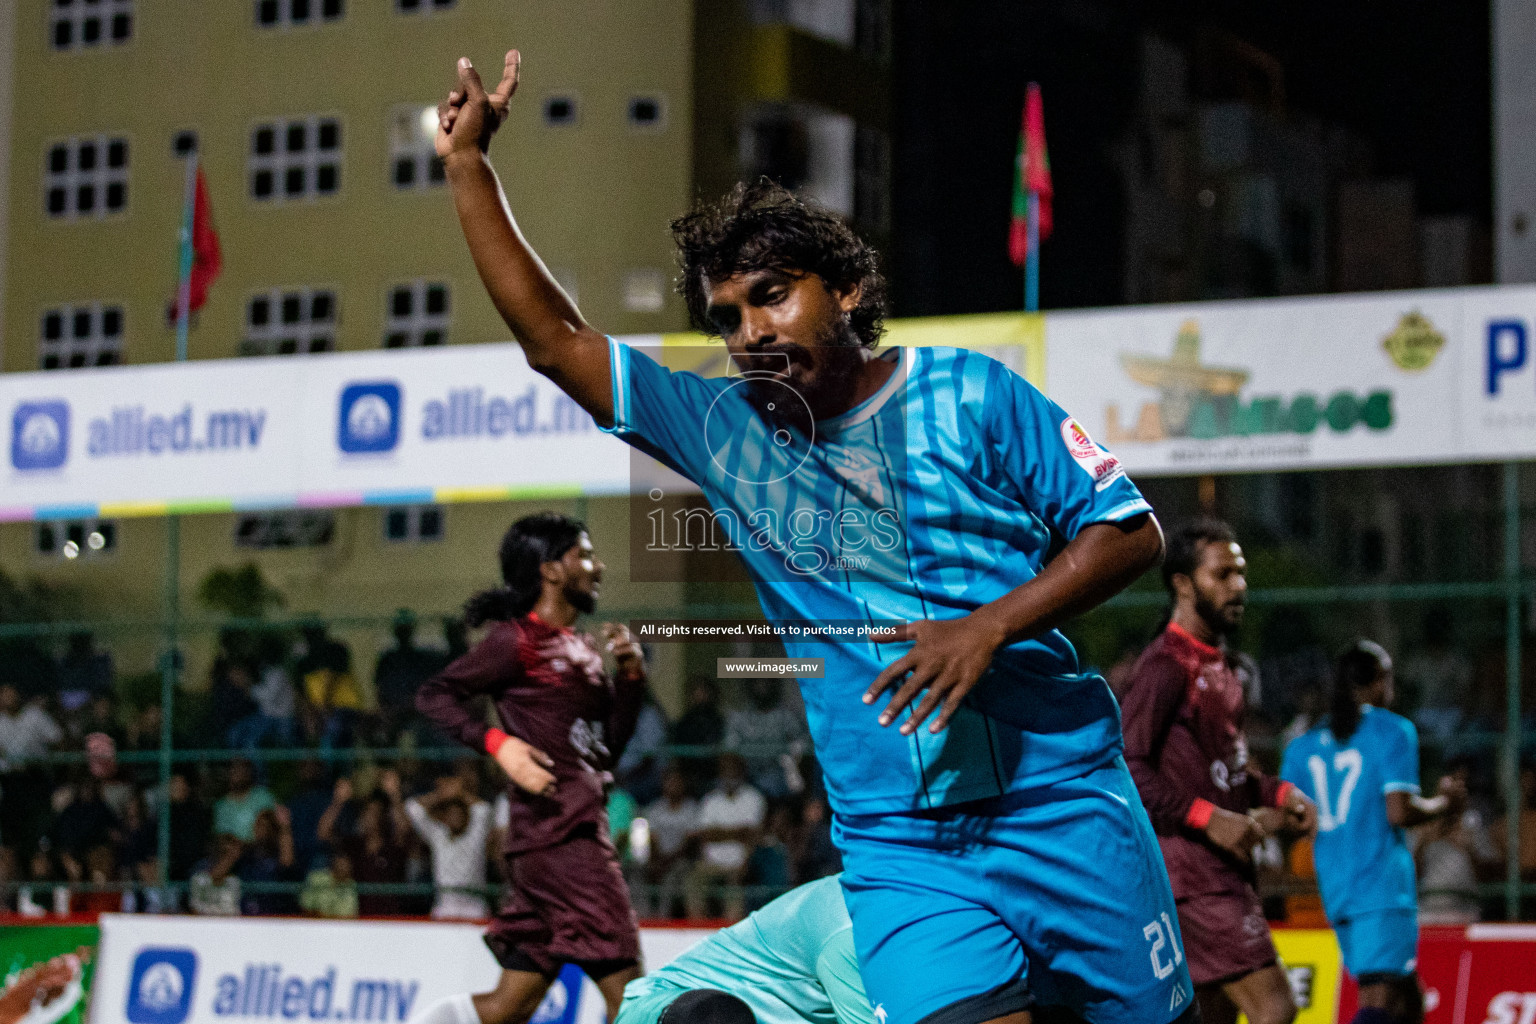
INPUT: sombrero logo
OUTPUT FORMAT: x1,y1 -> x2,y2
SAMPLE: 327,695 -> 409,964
338,382 -> 401,454
1060,416 -> 1124,491
1105,320 -> 1393,443
11,400 -> 70,470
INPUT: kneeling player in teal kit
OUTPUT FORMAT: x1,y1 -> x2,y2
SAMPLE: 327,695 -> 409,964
616,876 -> 871,1024
1281,641 -> 1463,1024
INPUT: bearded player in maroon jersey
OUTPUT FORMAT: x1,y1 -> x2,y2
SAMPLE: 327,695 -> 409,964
1120,519 -> 1317,1024
414,512 -> 646,1024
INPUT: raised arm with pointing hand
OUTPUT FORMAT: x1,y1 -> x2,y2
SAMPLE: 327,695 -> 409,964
436,51 -> 614,425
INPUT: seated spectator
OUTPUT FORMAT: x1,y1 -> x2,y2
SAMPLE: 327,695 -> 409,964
208,660 -> 259,750
213,759 -> 276,842
56,631 -> 114,715
319,772 -> 408,916
373,613 -> 444,743
685,753 -> 766,922
300,853 -> 359,918
0,846 -> 17,913
640,765 -> 699,918
165,771 -> 213,882
189,834 -> 244,915
1490,763 -> 1536,887
0,684 -> 63,853
297,624 -> 362,749
794,792 -> 840,881
616,685 -> 670,806
745,803 -> 796,912
230,641 -> 297,750
239,807 -> 300,915
286,760 -> 333,871
405,776 -> 492,919
672,678 -> 725,797
1415,810 -> 1482,924
725,680 -> 808,799
117,791 -> 157,879
72,693 -> 126,750
50,776 -> 120,873
16,845 -> 70,918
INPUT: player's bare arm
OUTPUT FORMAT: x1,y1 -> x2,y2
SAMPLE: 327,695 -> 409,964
438,50 -> 614,425
867,512 -> 1164,734
1386,773 -> 1464,828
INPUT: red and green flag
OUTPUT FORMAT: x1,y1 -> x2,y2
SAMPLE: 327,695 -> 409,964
1009,82 -> 1053,267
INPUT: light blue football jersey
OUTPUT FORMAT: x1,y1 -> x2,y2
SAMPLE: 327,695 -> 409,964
605,341 -> 1153,813
616,877 -> 870,1024
1280,705 -> 1422,920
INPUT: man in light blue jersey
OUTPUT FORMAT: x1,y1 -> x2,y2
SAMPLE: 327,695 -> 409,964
616,876 -> 871,1024
436,52 -> 1191,1024
1281,641 -> 1463,1024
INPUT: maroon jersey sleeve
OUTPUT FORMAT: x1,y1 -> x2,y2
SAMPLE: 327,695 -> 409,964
415,623 -> 523,751
1120,650 -> 1204,833
604,670 -> 646,767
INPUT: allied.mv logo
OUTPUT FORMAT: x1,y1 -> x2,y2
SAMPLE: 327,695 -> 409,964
338,381 -> 401,454
126,947 -> 197,1024
11,400 -> 69,470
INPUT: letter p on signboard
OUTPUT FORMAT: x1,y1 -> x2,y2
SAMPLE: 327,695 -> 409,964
1487,321 -> 1529,395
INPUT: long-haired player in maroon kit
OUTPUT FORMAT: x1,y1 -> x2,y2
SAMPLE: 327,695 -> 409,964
414,512 -> 646,1024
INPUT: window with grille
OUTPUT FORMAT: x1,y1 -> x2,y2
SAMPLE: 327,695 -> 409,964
542,95 -> 579,127
235,511 -> 336,549
255,0 -> 344,27
249,117 -> 341,202
395,0 -> 455,13
242,288 -> 337,355
389,105 -> 444,190
626,96 -> 667,131
50,0 -> 133,50
40,303 -> 124,370
383,281 -> 449,347
45,136 -> 129,220
37,520 -> 117,560
384,505 -> 444,543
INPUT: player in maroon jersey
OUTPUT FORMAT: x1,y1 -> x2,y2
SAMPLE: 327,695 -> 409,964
414,512 -> 646,1024
1120,518 -> 1317,1024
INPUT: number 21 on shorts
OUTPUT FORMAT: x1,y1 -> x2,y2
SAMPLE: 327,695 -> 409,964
1144,911 -> 1185,980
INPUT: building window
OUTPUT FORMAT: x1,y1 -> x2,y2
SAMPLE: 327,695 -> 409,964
249,116 -> 341,202
542,95 -> 579,127
622,270 -> 665,313
172,130 -> 199,158
854,124 -> 891,232
242,288 -> 336,355
51,0 -> 133,50
390,105 -> 444,190
626,96 -> 666,131
40,303 -> 124,370
37,520 -> 116,560
235,511 -> 335,549
384,505 -> 444,543
255,0 -> 344,27
383,281 -> 449,347
45,136 -> 129,220
396,0 -> 455,12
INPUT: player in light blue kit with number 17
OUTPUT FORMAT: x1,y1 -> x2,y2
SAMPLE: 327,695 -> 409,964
1281,641 -> 1464,1024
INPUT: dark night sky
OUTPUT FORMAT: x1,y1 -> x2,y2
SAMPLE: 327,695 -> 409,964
889,1 -> 1491,315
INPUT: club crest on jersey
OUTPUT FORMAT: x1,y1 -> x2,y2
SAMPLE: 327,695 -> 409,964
1059,417 -> 1125,491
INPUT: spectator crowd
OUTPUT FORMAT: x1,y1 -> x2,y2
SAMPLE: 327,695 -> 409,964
1,612 -> 1533,924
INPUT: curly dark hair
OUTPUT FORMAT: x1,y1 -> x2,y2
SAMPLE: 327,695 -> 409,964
671,178 -> 888,348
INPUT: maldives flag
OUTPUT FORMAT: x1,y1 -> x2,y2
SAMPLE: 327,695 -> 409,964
168,168 -> 222,323
1008,82 -> 1054,267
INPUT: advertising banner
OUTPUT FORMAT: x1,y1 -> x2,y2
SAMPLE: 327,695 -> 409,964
93,916 -> 717,1024
1272,928 -> 1346,1024
0,923 -> 99,1024
1046,284 -> 1536,476
1,341 -> 644,522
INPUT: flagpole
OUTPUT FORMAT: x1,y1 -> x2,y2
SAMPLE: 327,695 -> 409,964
174,152 -> 198,362
1025,190 -> 1040,313
158,149 -> 197,894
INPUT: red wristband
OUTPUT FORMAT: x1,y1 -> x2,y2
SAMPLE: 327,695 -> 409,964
1274,781 -> 1297,808
484,728 -> 510,757
1185,798 -> 1216,830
